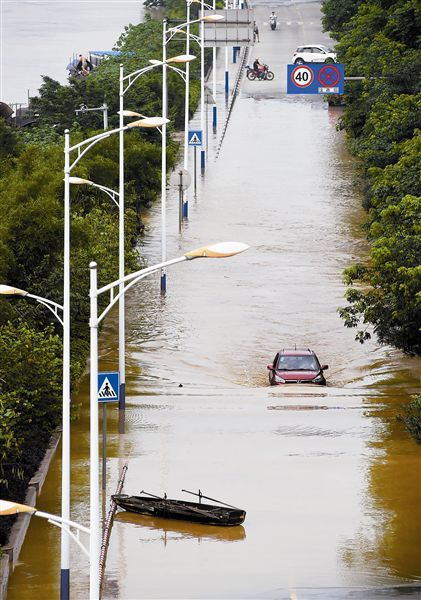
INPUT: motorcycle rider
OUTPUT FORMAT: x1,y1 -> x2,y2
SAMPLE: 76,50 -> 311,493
269,11 -> 277,30
253,57 -> 265,79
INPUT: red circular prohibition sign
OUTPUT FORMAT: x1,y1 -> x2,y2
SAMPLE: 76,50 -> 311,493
317,65 -> 340,87
291,65 -> 314,87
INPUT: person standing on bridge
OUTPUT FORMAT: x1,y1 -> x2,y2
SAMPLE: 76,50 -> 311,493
253,21 -> 260,42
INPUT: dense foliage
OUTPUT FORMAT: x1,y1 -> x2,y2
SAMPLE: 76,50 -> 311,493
0,0 -> 201,545
322,0 -> 421,354
398,394 -> 421,442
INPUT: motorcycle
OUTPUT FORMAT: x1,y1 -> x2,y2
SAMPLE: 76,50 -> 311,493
270,17 -> 277,30
245,64 -> 274,81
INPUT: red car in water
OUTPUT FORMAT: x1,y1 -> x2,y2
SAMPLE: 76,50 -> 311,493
267,348 -> 328,385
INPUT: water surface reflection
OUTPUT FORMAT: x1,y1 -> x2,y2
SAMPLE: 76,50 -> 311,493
114,512 -> 246,543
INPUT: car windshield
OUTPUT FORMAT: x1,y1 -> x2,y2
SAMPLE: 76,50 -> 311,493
319,45 -> 333,52
277,355 -> 319,371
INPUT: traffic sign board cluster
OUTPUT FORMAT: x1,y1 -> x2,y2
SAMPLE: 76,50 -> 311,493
287,63 -> 344,95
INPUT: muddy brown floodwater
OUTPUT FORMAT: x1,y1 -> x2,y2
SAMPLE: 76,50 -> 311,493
8,1 -> 421,599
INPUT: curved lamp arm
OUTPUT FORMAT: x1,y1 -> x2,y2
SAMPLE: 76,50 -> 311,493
0,500 -> 90,558
0,285 -> 64,327
68,121 -> 146,171
166,15 -> 223,45
69,177 -> 120,208
95,242 -> 249,325
123,55 -> 196,94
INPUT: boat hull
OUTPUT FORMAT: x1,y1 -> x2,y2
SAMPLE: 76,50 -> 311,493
112,494 -> 246,526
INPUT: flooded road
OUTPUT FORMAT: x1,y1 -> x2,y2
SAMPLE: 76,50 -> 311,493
7,1 -> 421,598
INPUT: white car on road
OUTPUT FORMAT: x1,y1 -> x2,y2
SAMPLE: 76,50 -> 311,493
293,44 -> 337,64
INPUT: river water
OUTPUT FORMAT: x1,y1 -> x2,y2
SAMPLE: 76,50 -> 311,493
7,1 -> 421,599
1,0 -> 143,104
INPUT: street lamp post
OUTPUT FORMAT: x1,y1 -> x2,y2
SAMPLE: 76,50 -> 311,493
117,55 -> 193,420
165,11 -> 224,207
187,0 -> 219,169
161,19 -> 169,294
212,0 -> 217,132
225,0 -> 229,98
60,116 -> 164,599
89,241 -> 248,598
200,3 -> 206,173
183,3 -> 191,220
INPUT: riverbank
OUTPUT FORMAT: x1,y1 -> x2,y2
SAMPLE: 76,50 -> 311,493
0,430 -> 60,599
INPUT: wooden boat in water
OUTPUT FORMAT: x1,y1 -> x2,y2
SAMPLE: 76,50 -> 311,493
112,489 -> 246,527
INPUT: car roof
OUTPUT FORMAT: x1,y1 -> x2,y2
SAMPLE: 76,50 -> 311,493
297,44 -> 333,50
278,349 -> 315,356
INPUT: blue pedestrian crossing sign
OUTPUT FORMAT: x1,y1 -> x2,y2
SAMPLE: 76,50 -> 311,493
188,130 -> 203,146
97,371 -> 119,403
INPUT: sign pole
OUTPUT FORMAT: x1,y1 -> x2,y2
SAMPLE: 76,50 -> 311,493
188,130 -> 203,188
102,403 -> 107,491
194,147 -> 197,198
206,102 -> 209,152
224,0 -> 229,98
178,171 -> 183,232
97,370 -> 119,496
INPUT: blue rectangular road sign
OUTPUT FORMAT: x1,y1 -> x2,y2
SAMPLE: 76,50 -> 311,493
188,130 -> 203,146
287,63 -> 344,94
97,371 -> 119,403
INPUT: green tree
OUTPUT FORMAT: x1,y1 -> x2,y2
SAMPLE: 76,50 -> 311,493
322,0 -> 363,37
339,194 -> 421,353
0,118 -> 21,161
398,394 -> 421,443
367,131 -> 421,214
355,93 -> 421,168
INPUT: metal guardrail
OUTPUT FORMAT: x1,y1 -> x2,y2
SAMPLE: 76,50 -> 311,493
215,44 -> 250,160
99,462 -> 128,596
215,0 -> 251,159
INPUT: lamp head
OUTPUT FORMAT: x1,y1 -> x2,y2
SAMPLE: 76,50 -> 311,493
0,500 -> 36,516
0,284 -> 28,296
68,176 -> 93,185
202,14 -> 224,22
128,117 -> 170,128
118,110 -> 144,118
184,242 -> 249,259
167,54 -> 196,63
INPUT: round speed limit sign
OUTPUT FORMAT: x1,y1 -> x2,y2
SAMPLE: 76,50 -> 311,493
291,65 -> 314,88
